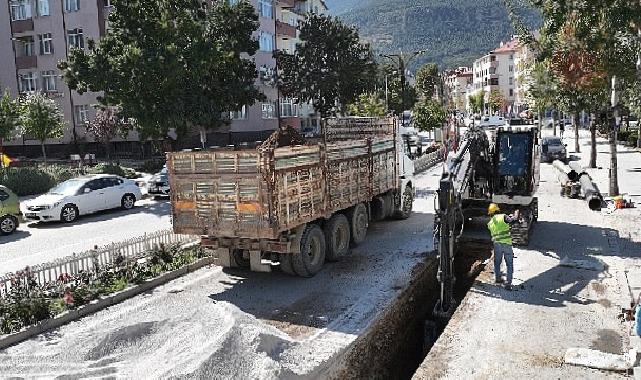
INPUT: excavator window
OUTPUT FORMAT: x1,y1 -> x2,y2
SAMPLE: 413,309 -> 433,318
495,132 -> 533,194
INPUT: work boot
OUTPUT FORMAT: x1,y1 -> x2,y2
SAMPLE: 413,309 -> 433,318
504,283 -> 513,291
495,277 -> 504,284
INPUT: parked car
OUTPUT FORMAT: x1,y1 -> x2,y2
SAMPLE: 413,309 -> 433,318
0,185 -> 21,235
541,137 -> 567,163
22,174 -> 143,223
147,166 -> 170,198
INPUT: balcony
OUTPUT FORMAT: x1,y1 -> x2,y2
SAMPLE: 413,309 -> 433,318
278,0 -> 296,8
15,55 -> 37,69
490,61 -> 499,69
276,20 -> 296,38
11,18 -> 34,33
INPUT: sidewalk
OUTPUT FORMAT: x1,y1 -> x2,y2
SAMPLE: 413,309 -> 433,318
414,129 -> 641,379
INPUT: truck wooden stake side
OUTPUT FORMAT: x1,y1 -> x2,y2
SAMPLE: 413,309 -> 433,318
167,117 -> 415,277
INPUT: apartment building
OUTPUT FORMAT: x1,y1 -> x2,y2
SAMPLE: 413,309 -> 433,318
1,0 -> 107,155
513,38 -> 535,115
470,39 -> 518,115
0,0 -> 327,157
443,67 -> 472,111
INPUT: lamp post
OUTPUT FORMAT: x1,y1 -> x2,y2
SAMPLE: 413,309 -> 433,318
380,50 -> 426,126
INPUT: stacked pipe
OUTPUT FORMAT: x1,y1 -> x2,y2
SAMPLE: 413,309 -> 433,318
552,160 -> 580,198
552,160 -> 603,210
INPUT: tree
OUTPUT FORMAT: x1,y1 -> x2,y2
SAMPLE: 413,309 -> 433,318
59,0 -> 263,141
377,64 -> 418,115
412,99 -> 446,134
469,92 -> 484,114
0,91 -> 20,170
622,79 -> 641,148
415,63 -> 439,99
521,0 -> 641,194
488,90 -> 506,114
347,93 -> 387,117
87,107 -> 130,160
278,13 -> 377,117
20,93 -> 65,162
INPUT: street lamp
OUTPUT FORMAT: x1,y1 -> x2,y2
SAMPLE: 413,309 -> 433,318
379,50 -> 426,126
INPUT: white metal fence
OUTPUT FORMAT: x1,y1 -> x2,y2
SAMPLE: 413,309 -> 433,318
414,149 -> 444,174
0,229 -> 198,297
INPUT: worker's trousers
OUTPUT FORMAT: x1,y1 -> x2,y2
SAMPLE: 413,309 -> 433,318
493,242 -> 514,284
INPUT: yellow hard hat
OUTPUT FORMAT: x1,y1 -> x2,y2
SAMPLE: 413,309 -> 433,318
488,203 -> 500,215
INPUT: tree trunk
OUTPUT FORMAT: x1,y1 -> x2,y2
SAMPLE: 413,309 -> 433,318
105,141 -> 111,161
589,113 -> 597,168
552,109 -> 557,136
609,123 -> 619,196
573,112 -> 580,153
41,142 -> 47,163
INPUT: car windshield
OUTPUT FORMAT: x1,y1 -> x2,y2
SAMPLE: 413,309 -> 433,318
546,138 -> 562,146
49,179 -> 85,196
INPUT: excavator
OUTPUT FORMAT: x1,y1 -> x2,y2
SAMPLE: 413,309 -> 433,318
433,123 -> 540,317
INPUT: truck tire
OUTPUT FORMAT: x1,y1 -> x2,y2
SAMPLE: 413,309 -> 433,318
371,196 -> 386,221
348,203 -> 368,246
291,224 -> 326,277
324,213 -> 351,262
279,253 -> 296,275
395,185 -> 414,220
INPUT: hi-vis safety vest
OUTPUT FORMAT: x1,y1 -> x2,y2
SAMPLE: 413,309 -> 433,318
487,214 -> 512,245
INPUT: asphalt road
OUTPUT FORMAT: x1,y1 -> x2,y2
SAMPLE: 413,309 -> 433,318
0,166 -> 442,379
0,197 -> 172,275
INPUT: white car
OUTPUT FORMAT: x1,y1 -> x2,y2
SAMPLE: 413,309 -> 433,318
22,174 -> 143,223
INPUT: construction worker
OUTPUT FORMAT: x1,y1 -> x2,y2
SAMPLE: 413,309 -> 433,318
487,203 -> 520,290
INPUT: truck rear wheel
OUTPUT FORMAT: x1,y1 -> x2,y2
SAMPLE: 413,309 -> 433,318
348,203 -> 368,246
291,224 -> 326,277
325,213 -> 351,262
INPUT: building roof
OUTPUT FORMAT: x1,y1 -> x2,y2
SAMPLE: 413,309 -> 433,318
493,39 -> 519,53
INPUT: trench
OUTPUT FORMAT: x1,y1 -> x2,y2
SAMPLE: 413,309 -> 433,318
325,239 -> 492,380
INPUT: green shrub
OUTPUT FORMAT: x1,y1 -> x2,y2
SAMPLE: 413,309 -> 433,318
617,130 -> 630,142
88,163 -> 138,179
0,165 -> 87,196
629,132 -> 639,146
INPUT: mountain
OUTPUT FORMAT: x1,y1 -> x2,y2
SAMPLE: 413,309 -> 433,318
325,0 -> 540,71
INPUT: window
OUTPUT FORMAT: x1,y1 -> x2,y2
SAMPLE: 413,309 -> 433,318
509,89 -> 514,97
0,189 -> 8,201
262,102 -> 276,119
19,36 -> 35,56
38,0 -> 49,16
102,0 -> 112,6
509,54 -> 514,60
508,77 -> 513,86
229,105 -> 247,120
64,0 -> 79,12
38,33 -> 53,55
509,65 -> 513,72
10,0 -> 31,20
68,28 -> 84,49
280,98 -> 298,117
258,0 -> 272,18
75,105 -> 89,123
19,72 -> 37,92
42,70 -> 57,91
259,31 -> 274,52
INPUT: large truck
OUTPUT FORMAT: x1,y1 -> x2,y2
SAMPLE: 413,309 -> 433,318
167,118 -> 415,277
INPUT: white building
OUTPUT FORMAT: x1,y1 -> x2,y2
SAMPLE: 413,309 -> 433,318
443,67 -> 473,111
470,39 -> 518,115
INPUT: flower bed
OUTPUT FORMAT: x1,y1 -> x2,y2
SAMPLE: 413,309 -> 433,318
0,244 -> 207,335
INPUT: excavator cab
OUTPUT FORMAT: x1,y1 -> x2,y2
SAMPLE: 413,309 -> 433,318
494,131 -> 535,196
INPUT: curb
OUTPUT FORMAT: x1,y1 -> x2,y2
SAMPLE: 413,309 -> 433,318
0,255 -> 215,351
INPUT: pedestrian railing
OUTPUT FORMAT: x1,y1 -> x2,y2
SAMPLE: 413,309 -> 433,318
413,148 -> 445,174
0,229 -> 198,297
